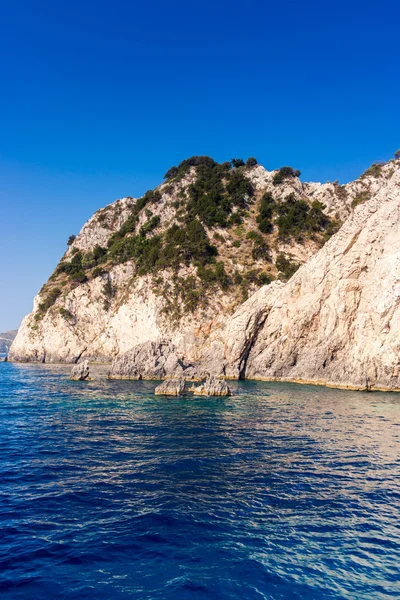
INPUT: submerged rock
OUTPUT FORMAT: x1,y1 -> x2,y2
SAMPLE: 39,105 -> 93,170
70,360 -> 90,381
190,375 -> 231,397
155,377 -> 186,396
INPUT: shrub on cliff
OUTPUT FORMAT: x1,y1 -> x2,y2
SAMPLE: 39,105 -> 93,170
361,162 -> 384,179
164,166 -> 179,179
36,287 -> 62,319
275,253 -> 300,280
231,158 -> 245,168
67,235 -> 76,246
226,171 -> 254,208
306,201 -> 330,232
164,156 -> 217,181
246,157 -> 258,167
59,307 -> 74,321
198,261 -> 230,290
187,161 -> 232,227
256,192 -> 275,234
139,215 -> 161,237
276,194 -> 309,238
273,166 -> 301,185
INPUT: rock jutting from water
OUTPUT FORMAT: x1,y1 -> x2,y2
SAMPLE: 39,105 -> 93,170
190,376 -> 231,397
9,153 -> 400,391
70,360 -> 90,381
154,377 -> 186,396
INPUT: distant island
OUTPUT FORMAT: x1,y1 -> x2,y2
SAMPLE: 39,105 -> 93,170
0,330 -> 18,355
8,152 -> 400,391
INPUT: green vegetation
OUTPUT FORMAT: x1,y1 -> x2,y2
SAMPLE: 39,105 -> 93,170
102,278 -> 115,311
56,251 -> 88,283
276,195 -> 332,240
255,190 -> 340,244
334,183 -> 348,201
273,166 -> 301,185
139,215 -> 161,236
361,162 -> 384,179
186,159 -> 254,227
256,192 -> 275,234
59,307 -> 74,321
275,253 -> 300,281
395,149 -> 400,159
231,158 -> 245,168
246,231 -> 270,261
163,156 -> 217,181
351,190 -> 371,208
236,269 -> 274,301
197,261 -> 230,290
40,156 -> 344,323
225,170 -> 254,209
67,235 -> 76,246
36,287 -> 62,320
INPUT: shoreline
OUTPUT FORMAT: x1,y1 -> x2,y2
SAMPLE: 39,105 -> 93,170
6,360 -> 400,393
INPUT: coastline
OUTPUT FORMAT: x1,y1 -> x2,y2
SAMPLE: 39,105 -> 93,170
6,360 -> 400,393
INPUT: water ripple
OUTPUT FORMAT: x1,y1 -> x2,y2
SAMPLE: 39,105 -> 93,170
0,363 -> 399,599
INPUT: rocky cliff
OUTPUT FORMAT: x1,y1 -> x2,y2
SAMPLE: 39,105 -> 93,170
10,156 -> 400,390
0,330 -> 18,354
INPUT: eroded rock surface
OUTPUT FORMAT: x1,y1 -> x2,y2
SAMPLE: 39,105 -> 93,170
190,376 -> 231,396
221,168 -> 400,390
108,340 -> 193,380
70,360 -> 90,381
155,377 -> 186,396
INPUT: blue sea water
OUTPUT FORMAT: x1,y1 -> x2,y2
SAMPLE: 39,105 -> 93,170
0,363 -> 399,599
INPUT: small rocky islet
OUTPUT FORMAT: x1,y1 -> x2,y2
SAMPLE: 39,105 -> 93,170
70,361 -> 231,397
10,153 -> 400,392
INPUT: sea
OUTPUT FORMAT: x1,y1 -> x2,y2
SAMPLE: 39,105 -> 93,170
0,362 -> 399,599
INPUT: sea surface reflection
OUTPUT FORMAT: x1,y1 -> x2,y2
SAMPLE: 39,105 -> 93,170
0,363 -> 399,599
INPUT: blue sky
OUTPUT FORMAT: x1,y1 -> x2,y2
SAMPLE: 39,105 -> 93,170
1,0 -> 399,331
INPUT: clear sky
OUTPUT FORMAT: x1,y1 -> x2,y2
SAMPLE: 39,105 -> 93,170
0,0 -> 399,331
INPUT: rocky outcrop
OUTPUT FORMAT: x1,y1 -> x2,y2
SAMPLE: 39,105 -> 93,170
190,376 -> 231,396
9,155 -> 400,391
70,360 -> 90,381
155,377 -> 186,396
9,157 -> 350,365
220,167 -> 400,390
107,340 -> 195,380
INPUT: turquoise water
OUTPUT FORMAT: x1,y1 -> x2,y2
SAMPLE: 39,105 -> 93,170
0,363 -> 399,599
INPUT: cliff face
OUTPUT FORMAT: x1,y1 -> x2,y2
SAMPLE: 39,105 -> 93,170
10,156 -> 400,390
220,165 -> 400,390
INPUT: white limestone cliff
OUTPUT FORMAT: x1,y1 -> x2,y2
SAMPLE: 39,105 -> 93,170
219,164 -> 400,390
10,158 -> 400,391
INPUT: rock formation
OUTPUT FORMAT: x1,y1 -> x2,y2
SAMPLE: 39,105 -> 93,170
155,377 -> 186,396
226,171 -> 400,390
9,154 -> 400,391
190,376 -> 231,396
108,340 -> 194,380
70,360 -> 90,381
